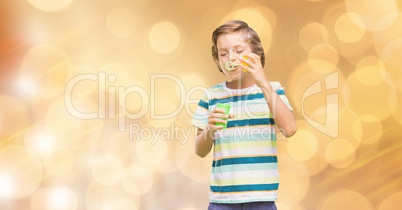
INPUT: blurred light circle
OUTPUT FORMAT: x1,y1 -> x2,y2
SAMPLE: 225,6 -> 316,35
343,71 -> 397,120
24,124 -> 56,156
354,56 -> 387,87
335,13 -> 366,43
306,106 -> 364,164
231,1 -> 278,31
123,79 -> 148,114
287,129 -> 318,161
321,2 -> 373,58
98,197 -> 137,210
146,97 -> 178,128
309,104 -> 341,141
345,0 -> 399,31
106,131 -> 137,164
0,146 -> 43,199
85,185 -> 139,210
136,139 -> 168,171
106,7 -> 136,38
202,6 -> 228,35
353,115 -> 383,144
31,187 -> 78,210
42,148 -> 75,178
125,60 -> 151,90
98,63 -> 129,93
122,164 -> 154,196
0,95 -> 30,141
298,22 -> 329,51
234,8 -> 272,37
175,73 -> 206,99
380,38 -> 402,92
392,93 -> 402,125
258,6 -> 278,31
277,170 -> 310,203
278,126 -> 329,176
148,21 -> 181,54
222,7 -> 273,53
308,43 -> 339,74
325,138 -> 355,168
91,155 -> 124,186
27,0 -> 75,12
318,189 -> 373,210
46,96 -> 103,151
373,13 -> 402,58
175,132 -> 212,182
338,107 -> 363,149
19,44 -> 73,98
174,129 -> 194,170
378,191 -> 402,210
69,65 -> 97,96
287,61 -> 347,116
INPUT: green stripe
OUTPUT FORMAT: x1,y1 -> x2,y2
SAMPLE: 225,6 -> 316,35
211,176 -> 279,186
209,93 -> 265,106
212,156 -> 277,167
211,163 -> 278,173
210,183 -> 279,193
227,118 -> 274,127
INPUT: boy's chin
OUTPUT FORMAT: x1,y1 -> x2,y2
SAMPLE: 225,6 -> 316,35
226,71 -> 246,81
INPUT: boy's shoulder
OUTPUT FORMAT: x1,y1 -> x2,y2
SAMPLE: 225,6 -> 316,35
206,82 -> 226,92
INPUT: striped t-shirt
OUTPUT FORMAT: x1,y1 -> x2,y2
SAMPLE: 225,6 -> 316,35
190,81 -> 292,204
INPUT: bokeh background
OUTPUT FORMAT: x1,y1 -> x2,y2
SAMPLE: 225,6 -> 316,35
1,0 -> 402,209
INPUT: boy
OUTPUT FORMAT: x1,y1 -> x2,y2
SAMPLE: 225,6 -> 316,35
190,20 -> 297,210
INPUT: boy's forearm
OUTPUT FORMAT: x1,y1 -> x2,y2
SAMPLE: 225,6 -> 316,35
195,128 -> 214,157
259,84 -> 297,137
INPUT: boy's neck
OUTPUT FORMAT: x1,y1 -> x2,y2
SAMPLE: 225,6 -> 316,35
226,75 -> 256,89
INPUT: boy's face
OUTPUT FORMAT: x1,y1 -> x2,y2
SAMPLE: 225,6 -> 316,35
217,31 -> 251,80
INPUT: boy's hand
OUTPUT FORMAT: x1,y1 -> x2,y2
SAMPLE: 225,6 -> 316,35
238,53 -> 269,88
208,108 -> 234,131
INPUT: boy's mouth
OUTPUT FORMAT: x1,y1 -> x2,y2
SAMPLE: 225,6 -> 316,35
224,60 -> 239,71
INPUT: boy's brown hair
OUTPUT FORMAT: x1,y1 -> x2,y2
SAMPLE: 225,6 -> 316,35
211,20 -> 266,72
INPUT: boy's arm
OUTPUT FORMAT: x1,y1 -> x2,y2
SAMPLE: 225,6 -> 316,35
194,108 -> 233,157
195,128 -> 214,158
260,83 -> 297,138
239,54 -> 297,137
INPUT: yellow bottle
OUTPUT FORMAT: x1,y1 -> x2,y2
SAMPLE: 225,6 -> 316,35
241,55 -> 249,72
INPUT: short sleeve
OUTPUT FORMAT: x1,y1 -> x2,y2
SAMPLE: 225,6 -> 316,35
190,93 -> 210,130
271,82 -> 293,112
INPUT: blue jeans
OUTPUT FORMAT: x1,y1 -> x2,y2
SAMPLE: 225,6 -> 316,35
208,202 -> 277,210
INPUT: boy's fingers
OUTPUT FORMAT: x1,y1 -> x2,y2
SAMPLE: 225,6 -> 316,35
214,108 -> 226,114
211,125 -> 223,130
211,113 -> 228,119
228,113 -> 235,119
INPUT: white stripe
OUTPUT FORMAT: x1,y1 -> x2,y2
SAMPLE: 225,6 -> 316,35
213,147 -> 277,160
211,169 -> 279,181
214,126 -> 274,139
210,191 -> 278,203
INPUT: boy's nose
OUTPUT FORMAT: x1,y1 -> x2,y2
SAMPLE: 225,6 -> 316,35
228,48 -> 237,60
